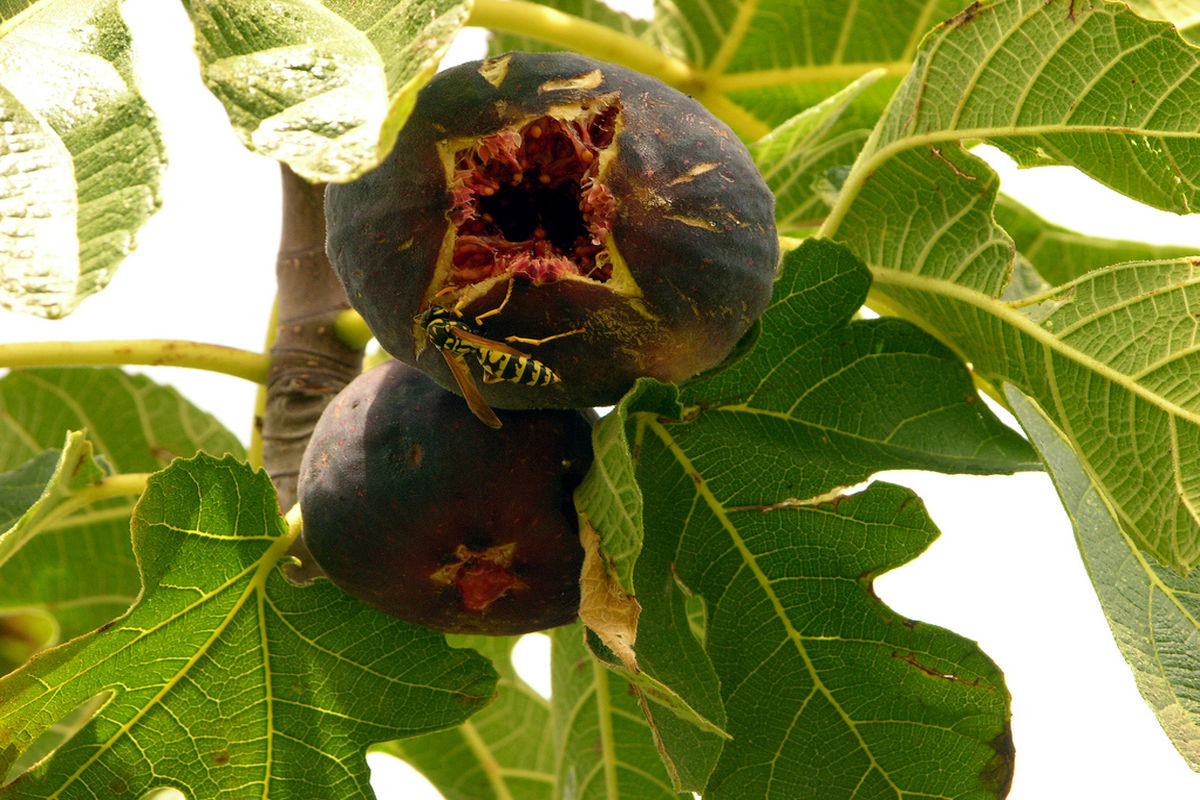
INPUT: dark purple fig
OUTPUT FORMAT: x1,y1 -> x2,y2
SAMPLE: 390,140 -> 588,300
297,359 -> 592,635
326,51 -> 779,410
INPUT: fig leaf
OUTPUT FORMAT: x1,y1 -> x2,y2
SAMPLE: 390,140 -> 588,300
180,0 -> 471,182
0,0 -> 166,318
0,454 -> 497,800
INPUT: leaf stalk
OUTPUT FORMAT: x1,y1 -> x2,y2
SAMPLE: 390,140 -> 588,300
0,340 -> 270,384
468,0 -> 695,88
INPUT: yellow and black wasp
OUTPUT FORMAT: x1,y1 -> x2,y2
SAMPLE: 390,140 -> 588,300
416,306 -> 565,429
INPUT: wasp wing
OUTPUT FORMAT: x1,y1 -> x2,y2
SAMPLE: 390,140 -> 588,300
440,349 -> 502,429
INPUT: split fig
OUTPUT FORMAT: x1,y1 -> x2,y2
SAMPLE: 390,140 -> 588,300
297,360 -> 592,635
326,51 -> 779,409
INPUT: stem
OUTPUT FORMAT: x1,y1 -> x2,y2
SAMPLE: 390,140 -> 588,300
0,340 -> 269,384
468,0 -> 696,90
333,309 -> 373,351
34,473 -> 152,536
248,299 -> 279,471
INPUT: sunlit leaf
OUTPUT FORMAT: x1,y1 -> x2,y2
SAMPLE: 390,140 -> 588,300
1125,0 -> 1200,44
0,432 -> 107,570
0,368 -> 243,650
750,72 -> 882,237
1008,386 -> 1200,770
872,255 -> 1200,571
653,0 -> 968,134
993,193 -> 1199,289
821,0 -> 1200,571
181,0 -> 471,182
0,454 -> 496,800
0,0 -> 166,317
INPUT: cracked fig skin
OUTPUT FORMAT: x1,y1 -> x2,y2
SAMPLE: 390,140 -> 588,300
298,360 -> 592,635
326,51 -> 779,409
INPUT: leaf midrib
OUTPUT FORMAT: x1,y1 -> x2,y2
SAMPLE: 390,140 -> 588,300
641,416 -> 905,797
869,267 -> 1200,428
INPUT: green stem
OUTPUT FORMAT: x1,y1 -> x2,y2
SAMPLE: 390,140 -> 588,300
0,340 -> 270,384
35,472 -> 152,536
333,309 -> 374,352
249,300 -> 279,470
284,503 -> 303,546
467,0 -> 777,138
467,0 -> 695,90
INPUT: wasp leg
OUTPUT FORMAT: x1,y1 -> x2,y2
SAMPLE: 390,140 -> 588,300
474,274 -> 515,325
504,328 -> 585,346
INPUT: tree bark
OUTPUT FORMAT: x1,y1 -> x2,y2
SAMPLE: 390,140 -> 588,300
262,165 -> 364,577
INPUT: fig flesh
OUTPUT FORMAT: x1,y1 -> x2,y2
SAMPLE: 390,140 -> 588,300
326,51 -> 779,409
298,360 -> 592,635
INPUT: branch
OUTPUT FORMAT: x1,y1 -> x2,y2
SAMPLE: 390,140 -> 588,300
261,165 -> 364,580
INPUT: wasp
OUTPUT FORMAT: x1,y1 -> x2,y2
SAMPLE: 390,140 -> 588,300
416,305 -> 570,429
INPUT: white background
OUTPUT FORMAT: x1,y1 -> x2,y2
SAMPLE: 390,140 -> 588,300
4,1 -> 1200,797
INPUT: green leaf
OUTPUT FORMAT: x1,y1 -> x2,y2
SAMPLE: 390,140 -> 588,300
587,546 -> 728,792
181,0 -> 471,182
575,239 -> 1030,793
549,624 -> 682,800
380,635 -> 555,800
0,454 -> 496,800
0,432 -> 108,570
631,439 -> 1013,797
1122,1 -> 1200,47
993,193 -> 1200,289
575,379 -> 681,594
581,240 -> 1036,597
814,0 -> 1200,571
837,0 -> 1200,228
871,254 -> 1200,572
476,0 -> 968,141
834,143 -> 1014,297
682,239 -> 1039,496
616,244 -> 1019,797
0,0 -> 166,318
0,368 -> 245,651
750,72 -> 883,238
1006,385 -> 1200,770
653,0 -> 969,134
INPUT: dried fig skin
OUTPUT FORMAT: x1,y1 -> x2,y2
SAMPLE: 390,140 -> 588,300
326,51 -> 779,409
297,360 -> 591,636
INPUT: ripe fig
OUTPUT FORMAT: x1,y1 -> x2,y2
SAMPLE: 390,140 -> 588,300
297,359 -> 592,635
326,51 -> 779,410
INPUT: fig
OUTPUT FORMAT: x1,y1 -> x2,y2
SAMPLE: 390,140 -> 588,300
297,359 -> 592,635
326,51 -> 779,410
